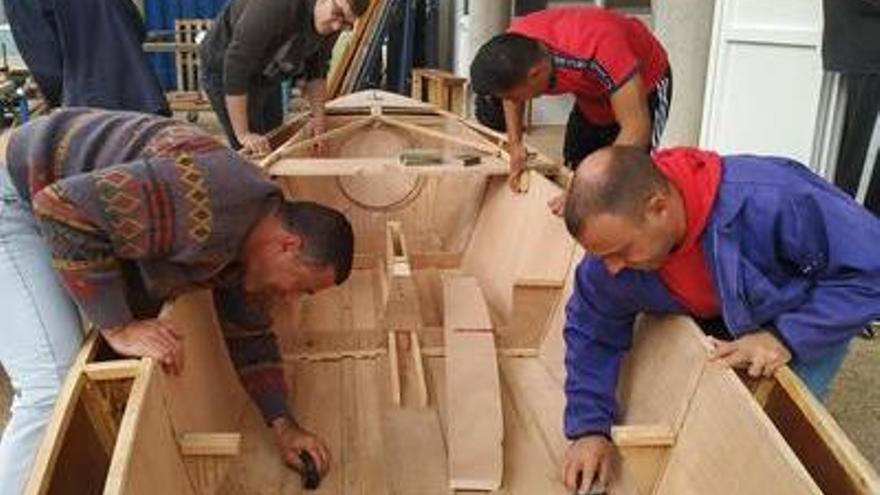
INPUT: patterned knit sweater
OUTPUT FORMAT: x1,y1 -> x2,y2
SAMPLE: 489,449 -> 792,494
6,108 -> 292,422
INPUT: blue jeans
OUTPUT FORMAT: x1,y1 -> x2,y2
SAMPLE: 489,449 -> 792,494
0,167 -> 83,495
790,340 -> 851,401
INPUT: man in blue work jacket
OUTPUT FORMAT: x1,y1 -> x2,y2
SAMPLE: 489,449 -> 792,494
559,145 -> 880,493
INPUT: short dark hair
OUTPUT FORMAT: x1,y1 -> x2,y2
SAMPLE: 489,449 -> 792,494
563,146 -> 670,238
347,0 -> 370,17
278,201 -> 354,285
470,33 -> 545,95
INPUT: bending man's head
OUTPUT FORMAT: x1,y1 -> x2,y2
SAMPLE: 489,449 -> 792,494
470,33 -> 552,102
242,200 -> 354,300
564,146 -> 685,275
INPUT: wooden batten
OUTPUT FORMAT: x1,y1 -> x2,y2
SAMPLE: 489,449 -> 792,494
25,333 -> 100,495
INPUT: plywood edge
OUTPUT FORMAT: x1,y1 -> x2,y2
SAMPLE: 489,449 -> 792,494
24,332 -> 100,495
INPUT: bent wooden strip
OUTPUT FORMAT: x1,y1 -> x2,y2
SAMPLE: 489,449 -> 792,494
442,275 -> 503,491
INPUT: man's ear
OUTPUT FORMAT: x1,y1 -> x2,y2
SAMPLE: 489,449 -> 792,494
279,229 -> 304,253
644,192 -> 668,219
526,63 -> 544,81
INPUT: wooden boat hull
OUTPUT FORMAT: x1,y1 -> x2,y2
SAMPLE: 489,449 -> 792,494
24,91 -> 880,494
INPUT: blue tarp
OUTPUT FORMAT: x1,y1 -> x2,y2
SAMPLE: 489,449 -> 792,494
144,0 -> 227,90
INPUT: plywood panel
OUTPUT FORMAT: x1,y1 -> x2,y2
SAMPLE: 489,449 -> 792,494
283,361 -> 343,494
461,174 -> 572,342
280,173 -> 486,257
655,363 -> 821,495
163,291 -> 248,435
379,357 -> 448,494
340,359 -> 390,494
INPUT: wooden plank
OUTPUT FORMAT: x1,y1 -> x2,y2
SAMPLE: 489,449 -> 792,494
216,402 -> 286,494
655,363 -> 822,495
379,357 -> 448,494
339,359 -> 391,494
442,275 -> 503,491
24,332 -> 100,495
497,367 -> 570,494
106,359 -> 195,495
282,361 -> 344,493
762,366 -> 880,495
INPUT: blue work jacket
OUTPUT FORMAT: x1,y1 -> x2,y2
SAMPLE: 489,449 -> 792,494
564,154 -> 880,438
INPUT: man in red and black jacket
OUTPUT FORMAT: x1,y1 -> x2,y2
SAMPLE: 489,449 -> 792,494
470,7 -> 672,211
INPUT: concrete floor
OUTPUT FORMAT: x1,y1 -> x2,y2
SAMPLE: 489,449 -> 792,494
0,122 -> 876,476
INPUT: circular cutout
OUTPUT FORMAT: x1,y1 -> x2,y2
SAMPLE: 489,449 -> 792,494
335,127 -> 424,211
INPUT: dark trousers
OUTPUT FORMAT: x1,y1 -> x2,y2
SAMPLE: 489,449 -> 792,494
201,69 -> 283,150
4,0 -> 169,115
474,69 -> 673,170
833,73 -> 880,215
563,70 -> 673,169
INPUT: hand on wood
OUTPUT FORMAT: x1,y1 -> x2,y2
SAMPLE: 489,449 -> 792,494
507,141 -> 529,193
708,331 -> 792,378
562,434 -> 617,494
272,418 -> 331,478
100,319 -> 184,375
308,116 -> 328,157
239,132 -> 272,158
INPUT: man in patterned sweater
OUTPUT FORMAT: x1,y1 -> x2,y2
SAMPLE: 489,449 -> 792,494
0,108 -> 352,492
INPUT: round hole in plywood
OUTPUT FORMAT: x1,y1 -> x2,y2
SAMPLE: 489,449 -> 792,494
336,127 -> 424,211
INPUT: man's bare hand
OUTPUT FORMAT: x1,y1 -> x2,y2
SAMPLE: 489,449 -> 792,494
708,330 -> 792,377
100,319 -> 184,375
562,435 -> 617,494
239,132 -> 272,157
272,417 -> 331,478
308,116 -> 327,156
508,141 -> 529,192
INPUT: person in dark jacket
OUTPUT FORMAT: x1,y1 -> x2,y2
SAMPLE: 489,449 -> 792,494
0,109 -> 354,493
2,0 -> 170,115
822,0 -> 880,214
558,146 -> 880,493
200,0 -> 369,156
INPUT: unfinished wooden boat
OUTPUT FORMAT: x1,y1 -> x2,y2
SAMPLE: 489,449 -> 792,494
25,91 -> 880,495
